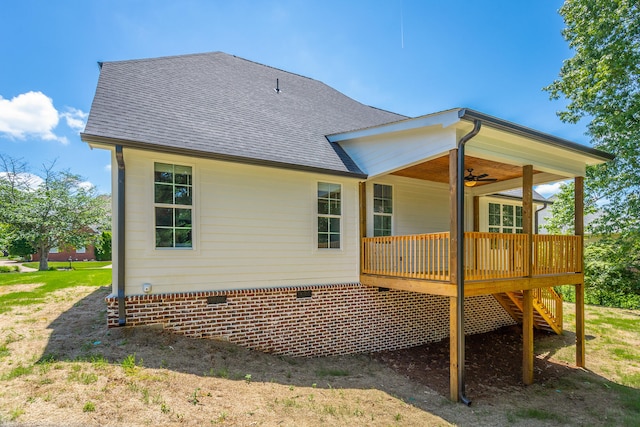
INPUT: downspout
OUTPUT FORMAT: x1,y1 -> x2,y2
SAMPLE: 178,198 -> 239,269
115,145 -> 126,326
535,202 -> 549,234
456,119 -> 482,406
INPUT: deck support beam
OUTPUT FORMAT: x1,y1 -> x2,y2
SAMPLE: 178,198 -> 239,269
522,289 -> 534,384
575,176 -> 585,367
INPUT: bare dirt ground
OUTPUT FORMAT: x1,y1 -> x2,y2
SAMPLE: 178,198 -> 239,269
0,284 -> 637,426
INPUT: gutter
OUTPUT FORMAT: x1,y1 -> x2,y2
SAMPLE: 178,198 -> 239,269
81,133 -> 368,180
115,145 -> 126,326
457,109 -> 614,162
456,119 -> 482,406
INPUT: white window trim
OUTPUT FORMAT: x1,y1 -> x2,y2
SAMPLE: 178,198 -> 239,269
372,183 -> 394,237
152,160 -> 197,251
315,180 -> 343,251
479,197 -> 540,234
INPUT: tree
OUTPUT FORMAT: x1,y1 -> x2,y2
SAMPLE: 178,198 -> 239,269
8,237 -> 35,260
0,155 -> 109,271
94,231 -> 112,261
544,0 -> 640,307
545,0 -> 640,233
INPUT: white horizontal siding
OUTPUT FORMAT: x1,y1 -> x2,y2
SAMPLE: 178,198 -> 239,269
121,149 -> 360,295
367,175 -> 451,236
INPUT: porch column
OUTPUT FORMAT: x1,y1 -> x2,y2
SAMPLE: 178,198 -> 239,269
448,148 -> 460,401
575,176 -> 585,367
359,182 -> 367,276
473,196 -> 480,232
522,165 -> 534,385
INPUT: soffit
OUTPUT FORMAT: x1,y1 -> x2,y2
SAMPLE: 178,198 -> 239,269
391,155 -> 538,185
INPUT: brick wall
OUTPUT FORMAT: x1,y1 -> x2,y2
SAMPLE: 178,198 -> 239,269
106,283 -> 515,357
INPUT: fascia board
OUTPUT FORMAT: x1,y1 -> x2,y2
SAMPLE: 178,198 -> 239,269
327,109 -> 461,143
464,132 -> 587,178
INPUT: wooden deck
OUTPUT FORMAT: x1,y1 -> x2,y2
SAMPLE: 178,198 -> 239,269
361,232 -> 582,296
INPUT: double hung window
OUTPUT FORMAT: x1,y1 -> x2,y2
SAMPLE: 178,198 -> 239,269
373,184 -> 392,236
317,182 -> 341,249
154,163 -> 193,248
488,202 -> 523,234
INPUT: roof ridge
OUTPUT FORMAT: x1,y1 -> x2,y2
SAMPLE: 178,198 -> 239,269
99,50 -> 226,66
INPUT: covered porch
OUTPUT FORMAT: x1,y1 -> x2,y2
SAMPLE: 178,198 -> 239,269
330,108 -> 613,402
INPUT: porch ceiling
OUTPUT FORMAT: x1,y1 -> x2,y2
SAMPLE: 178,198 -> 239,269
391,155 -> 539,185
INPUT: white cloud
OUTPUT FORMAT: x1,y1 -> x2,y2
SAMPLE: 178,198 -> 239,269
60,107 -> 88,132
78,181 -> 94,190
0,91 -> 68,143
535,182 -> 566,199
0,171 -> 45,189
104,164 -> 112,172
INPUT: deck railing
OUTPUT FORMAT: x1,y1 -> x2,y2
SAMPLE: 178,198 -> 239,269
532,235 -> 582,276
533,286 -> 563,327
361,232 -> 450,281
361,232 -> 582,281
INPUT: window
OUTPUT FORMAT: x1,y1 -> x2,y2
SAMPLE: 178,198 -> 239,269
317,182 -> 341,249
76,247 -> 86,254
373,184 -> 392,236
154,163 -> 193,248
488,202 -> 523,234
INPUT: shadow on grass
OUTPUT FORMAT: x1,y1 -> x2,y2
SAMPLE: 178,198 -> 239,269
37,286 -> 640,425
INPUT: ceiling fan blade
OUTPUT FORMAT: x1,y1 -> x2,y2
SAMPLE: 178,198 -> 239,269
476,173 -> 489,179
477,177 -> 498,182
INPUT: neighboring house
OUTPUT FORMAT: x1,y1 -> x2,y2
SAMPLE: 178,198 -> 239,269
31,245 -> 96,262
81,52 -> 613,401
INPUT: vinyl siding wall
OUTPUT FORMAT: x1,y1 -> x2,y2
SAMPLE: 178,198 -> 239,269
119,148 -> 360,296
366,175 -> 471,237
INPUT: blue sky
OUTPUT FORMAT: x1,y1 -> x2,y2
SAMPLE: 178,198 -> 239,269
0,1 -> 582,196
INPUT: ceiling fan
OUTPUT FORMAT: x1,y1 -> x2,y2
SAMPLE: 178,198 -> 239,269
464,168 -> 497,187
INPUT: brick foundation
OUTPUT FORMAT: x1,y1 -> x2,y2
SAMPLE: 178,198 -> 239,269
106,283 -> 515,357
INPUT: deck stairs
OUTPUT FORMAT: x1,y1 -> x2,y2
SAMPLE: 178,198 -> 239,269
493,288 -> 563,335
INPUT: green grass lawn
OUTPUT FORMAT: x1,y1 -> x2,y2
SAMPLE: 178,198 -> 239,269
0,263 -> 111,314
22,261 -> 112,270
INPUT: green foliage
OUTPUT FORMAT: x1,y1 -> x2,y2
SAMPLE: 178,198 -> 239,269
94,231 -> 112,261
7,237 -> 35,259
546,0 -> 640,140
0,155 -> 110,271
556,239 -> 640,309
545,1 -> 640,309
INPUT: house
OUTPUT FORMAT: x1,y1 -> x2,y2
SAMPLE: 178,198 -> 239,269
81,52 -> 613,402
30,244 -> 96,262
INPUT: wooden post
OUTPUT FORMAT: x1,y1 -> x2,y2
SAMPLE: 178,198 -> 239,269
473,196 -> 480,232
448,149 -> 459,401
575,176 -> 585,367
522,165 -> 534,384
359,182 -> 367,239
522,289 -> 534,384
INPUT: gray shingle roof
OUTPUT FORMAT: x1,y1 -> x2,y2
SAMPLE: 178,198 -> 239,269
82,52 -> 406,176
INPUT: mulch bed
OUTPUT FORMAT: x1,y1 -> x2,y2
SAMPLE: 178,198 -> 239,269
372,325 -> 576,399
